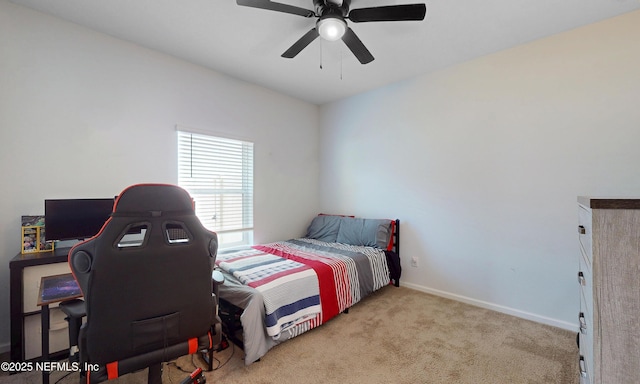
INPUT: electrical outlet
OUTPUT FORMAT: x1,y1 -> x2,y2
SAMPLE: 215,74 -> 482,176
411,256 -> 418,267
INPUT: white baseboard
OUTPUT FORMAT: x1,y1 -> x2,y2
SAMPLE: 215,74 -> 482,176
401,282 -> 578,332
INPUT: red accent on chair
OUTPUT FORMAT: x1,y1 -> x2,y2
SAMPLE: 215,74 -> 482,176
106,362 -> 118,380
188,338 -> 198,354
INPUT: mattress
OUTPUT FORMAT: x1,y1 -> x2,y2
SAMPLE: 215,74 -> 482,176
216,238 -> 395,364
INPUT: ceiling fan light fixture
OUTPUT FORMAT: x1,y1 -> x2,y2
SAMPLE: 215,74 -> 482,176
317,15 -> 346,41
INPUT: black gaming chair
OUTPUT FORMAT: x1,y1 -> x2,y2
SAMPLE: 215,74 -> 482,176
67,184 -> 221,383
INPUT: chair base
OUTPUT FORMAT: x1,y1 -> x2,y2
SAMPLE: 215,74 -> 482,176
148,363 -> 162,384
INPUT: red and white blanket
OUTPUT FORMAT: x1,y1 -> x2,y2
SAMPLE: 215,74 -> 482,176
216,238 -> 390,339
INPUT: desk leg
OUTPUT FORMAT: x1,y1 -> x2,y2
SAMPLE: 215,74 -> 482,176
41,304 -> 49,384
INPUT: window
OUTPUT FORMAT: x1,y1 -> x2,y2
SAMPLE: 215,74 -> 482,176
177,130 -> 254,248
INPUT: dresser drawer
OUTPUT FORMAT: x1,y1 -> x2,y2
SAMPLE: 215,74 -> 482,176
579,270 -> 594,381
579,355 -> 592,384
578,205 -> 592,265
578,252 -> 593,312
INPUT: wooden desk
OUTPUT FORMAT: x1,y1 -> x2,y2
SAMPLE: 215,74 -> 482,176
10,249 -> 72,363
37,274 -> 82,384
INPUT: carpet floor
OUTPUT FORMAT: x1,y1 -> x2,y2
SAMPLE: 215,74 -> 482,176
0,286 -> 579,383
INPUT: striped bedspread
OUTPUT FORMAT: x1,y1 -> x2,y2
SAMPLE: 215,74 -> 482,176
215,238 -> 390,339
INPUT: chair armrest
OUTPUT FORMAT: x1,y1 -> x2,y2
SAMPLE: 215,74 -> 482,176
212,270 -> 225,285
59,298 -> 86,319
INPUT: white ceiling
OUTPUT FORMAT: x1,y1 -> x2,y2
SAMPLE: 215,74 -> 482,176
10,0 -> 640,104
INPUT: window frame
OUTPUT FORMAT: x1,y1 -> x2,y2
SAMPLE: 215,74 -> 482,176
177,129 -> 254,248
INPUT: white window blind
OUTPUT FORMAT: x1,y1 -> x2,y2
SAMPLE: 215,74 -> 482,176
177,131 -> 254,247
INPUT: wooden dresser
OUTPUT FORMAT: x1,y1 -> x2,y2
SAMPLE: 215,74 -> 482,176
577,197 -> 640,384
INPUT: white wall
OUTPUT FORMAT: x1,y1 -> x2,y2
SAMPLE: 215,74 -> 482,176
2,0 -> 638,355
319,10 -> 640,330
0,0 -> 320,351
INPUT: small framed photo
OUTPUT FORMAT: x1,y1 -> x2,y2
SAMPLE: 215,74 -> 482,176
21,215 -> 54,254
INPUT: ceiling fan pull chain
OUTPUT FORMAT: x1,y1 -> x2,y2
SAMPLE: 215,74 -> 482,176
319,39 -> 323,69
340,47 -> 343,80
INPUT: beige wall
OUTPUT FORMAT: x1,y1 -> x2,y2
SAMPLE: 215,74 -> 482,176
319,10 -> 640,329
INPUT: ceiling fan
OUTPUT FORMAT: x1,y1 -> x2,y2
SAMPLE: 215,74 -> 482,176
236,0 -> 427,64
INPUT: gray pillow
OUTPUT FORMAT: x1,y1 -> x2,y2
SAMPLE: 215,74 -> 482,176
336,217 -> 391,248
305,215 -> 342,242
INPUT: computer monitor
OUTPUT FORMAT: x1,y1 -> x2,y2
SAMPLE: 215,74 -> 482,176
44,198 -> 114,241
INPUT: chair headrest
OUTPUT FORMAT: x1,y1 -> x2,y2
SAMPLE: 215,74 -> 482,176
113,184 -> 194,216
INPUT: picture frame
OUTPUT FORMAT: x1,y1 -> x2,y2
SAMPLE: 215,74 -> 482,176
21,215 -> 54,254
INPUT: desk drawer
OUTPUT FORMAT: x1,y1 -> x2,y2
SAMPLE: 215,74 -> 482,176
23,308 -> 70,360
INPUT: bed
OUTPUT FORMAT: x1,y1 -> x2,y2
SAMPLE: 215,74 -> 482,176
214,215 -> 401,365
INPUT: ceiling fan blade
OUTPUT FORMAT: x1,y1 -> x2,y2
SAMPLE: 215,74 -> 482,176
236,0 -> 315,18
282,28 -> 320,58
341,28 -> 374,64
349,4 -> 426,23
